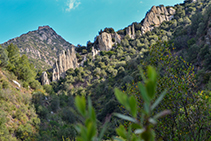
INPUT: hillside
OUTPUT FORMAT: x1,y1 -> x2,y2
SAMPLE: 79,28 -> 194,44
0,0 -> 211,140
0,69 -> 40,141
1,26 -> 74,70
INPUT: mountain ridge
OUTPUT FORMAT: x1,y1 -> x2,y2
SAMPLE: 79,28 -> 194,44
1,25 -> 74,69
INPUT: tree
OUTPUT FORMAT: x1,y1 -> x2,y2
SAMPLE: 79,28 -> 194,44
0,45 -> 8,67
6,43 -> 19,70
125,41 -> 211,140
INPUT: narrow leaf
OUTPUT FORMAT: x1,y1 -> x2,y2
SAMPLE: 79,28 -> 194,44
134,128 -> 145,134
146,80 -> 156,100
75,96 -> 86,117
114,88 -> 130,110
144,102 -> 150,115
113,137 -> 125,141
116,125 -> 127,139
147,66 -> 157,83
138,82 -> 150,103
87,122 -> 96,140
129,96 -> 137,118
153,110 -> 171,119
138,66 -> 147,83
99,120 -> 109,140
114,113 -> 138,123
151,89 -> 167,110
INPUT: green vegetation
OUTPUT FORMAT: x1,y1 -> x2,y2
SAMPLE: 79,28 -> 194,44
1,0 -> 211,140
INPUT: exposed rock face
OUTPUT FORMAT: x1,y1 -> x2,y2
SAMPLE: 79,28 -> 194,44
114,32 -> 122,43
52,47 -> 78,81
126,24 -> 135,39
98,32 -> 114,51
80,56 -> 87,67
92,47 -> 100,59
41,72 -> 50,85
141,5 -> 176,34
1,25 -> 74,69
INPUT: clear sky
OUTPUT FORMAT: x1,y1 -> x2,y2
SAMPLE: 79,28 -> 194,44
0,0 -> 184,46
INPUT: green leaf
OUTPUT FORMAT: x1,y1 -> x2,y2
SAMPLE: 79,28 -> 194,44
151,89 -> 167,110
138,82 -> 150,103
114,113 -> 138,123
131,123 -> 142,130
141,128 -> 155,141
75,95 -> 86,117
147,66 -> 157,83
116,125 -> 127,139
146,80 -> 156,99
113,137 -> 125,141
138,66 -> 147,83
99,120 -> 109,140
87,122 -> 97,140
131,133 -> 139,141
114,88 -> 130,110
129,96 -> 137,118
87,97 -> 96,122
144,102 -> 150,115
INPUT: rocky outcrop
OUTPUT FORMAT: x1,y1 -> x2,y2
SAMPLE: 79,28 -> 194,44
114,32 -> 122,43
98,32 -> 114,51
52,47 -> 78,81
141,5 -> 176,34
126,24 -> 135,39
92,47 -> 100,59
41,72 -> 50,85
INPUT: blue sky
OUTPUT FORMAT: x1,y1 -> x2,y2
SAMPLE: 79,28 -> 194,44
0,0 -> 184,46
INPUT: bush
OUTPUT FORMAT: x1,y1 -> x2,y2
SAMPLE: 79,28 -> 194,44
29,80 -> 41,90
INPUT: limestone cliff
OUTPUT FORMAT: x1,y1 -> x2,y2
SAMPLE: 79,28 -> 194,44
141,5 -> 176,34
52,47 -> 78,82
95,5 -> 176,52
98,32 -> 114,51
126,24 -> 135,39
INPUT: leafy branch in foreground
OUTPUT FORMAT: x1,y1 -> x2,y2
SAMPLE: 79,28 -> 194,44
114,66 -> 171,141
74,66 -> 170,141
74,96 -> 109,141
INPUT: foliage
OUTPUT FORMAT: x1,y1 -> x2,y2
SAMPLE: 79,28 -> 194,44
74,66 -> 170,141
0,46 -> 8,67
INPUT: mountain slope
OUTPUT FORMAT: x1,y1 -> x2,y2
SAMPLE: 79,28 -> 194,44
1,26 -> 74,70
0,69 -> 40,141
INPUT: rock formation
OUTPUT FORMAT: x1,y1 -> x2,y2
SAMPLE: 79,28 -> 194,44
141,5 -> 176,34
92,47 -> 100,59
98,32 -> 114,51
52,47 -> 78,81
114,32 -> 122,43
41,72 -> 50,85
126,24 -> 135,39
95,5 -> 176,52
